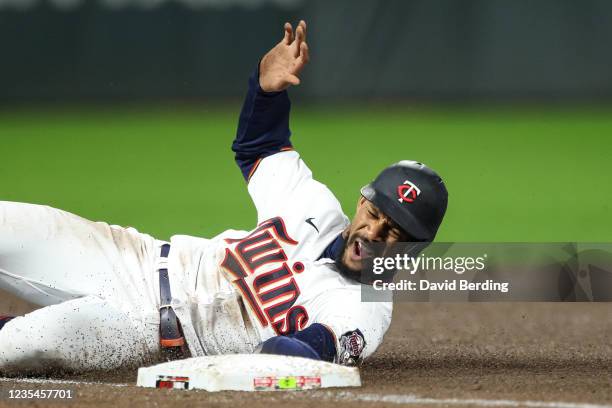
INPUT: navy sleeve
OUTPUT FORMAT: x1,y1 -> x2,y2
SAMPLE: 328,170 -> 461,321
232,63 -> 293,181
318,233 -> 345,261
260,337 -> 321,360
259,323 -> 337,362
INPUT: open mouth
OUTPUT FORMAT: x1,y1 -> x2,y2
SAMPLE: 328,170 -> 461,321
350,238 -> 369,262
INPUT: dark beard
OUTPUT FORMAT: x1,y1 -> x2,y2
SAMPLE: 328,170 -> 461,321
334,239 -> 431,285
333,237 -> 381,284
333,237 -> 363,283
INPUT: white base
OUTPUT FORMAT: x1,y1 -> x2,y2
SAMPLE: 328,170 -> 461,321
137,354 -> 361,392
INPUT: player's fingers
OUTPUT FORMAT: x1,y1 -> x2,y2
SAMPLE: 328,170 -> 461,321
283,22 -> 293,44
293,24 -> 305,57
299,42 -> 310,65
298,20 -> 307,42
285,74 -> 301,86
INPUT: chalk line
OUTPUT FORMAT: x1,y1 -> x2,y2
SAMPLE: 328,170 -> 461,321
0,376 -> 129,388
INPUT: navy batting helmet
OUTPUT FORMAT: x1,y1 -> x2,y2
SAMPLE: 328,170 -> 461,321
361,161 -> 448,242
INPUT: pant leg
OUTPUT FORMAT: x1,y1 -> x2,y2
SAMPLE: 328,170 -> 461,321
0,296 -> 161,375
0,201 -> 160,319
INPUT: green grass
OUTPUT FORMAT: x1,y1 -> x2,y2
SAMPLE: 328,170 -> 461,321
1,104 -> 611,241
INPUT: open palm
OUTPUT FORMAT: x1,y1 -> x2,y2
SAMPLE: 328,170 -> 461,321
259,20 -> 310,93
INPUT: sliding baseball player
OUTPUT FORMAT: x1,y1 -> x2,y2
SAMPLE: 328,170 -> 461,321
0,20 -> 448,374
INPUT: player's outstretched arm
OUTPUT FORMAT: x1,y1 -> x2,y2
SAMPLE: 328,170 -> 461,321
259,20 -> 310,92
232,21 -> 310,181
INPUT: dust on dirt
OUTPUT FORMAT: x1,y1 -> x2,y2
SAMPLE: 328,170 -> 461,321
1,302 -> 611,407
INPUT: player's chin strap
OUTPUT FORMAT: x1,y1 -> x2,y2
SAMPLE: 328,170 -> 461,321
158,243 -> 189,360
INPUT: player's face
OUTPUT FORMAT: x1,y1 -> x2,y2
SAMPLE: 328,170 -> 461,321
337,196 -> 407,277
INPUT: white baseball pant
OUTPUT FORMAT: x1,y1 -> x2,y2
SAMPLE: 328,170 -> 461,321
0,201 -> 163,374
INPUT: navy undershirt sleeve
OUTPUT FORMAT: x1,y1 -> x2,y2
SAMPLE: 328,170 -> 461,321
232,64 -> 293,181
319,233 -> 345,261
259,337 -> 321,360
259,323 -> 337,362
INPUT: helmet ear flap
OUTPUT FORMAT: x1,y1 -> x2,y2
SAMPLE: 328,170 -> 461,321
382,241 -> 430,268
399,241 -> 431,258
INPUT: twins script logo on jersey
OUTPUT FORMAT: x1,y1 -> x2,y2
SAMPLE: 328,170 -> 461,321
397,180 -> 421,203
221,217 -> 308,335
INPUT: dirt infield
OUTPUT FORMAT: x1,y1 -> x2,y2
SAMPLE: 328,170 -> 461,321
1,302 -> 611,407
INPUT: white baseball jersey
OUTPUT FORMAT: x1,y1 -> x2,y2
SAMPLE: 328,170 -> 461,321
167,151 -> 392,363
0,152 -> 391,372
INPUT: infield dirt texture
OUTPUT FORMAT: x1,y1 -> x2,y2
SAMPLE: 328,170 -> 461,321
0,303 -> 610,407
1,105 -> 611,406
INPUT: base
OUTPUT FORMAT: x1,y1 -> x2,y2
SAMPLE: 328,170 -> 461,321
136,354 -> 361,392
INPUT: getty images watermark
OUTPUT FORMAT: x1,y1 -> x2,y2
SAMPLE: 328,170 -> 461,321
370,252 -> 509,293
360,243 -> 612,302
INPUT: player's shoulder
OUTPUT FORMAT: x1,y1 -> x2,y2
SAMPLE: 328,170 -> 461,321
249,150 -> 332,202
249,151 -> 350,248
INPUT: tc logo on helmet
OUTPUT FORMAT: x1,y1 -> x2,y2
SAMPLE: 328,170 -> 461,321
397,180 -> 421,203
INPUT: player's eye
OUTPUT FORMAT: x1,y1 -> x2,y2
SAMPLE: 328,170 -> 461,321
385,222 -> 403,240
389,229 -> 401,239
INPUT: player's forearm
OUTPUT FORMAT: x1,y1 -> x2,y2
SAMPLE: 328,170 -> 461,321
259,323 -> 337,363
232,63 -> 293,181
259,336 -> 321,360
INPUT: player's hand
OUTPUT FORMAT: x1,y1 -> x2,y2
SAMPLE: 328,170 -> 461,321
259,20 -> 310,93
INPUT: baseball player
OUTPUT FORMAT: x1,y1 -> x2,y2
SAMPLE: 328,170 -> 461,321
0,20 -> 448,374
